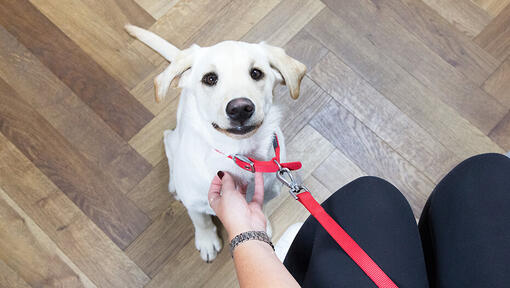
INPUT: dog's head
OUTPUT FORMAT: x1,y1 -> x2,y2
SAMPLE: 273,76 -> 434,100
155,41 -> 306,138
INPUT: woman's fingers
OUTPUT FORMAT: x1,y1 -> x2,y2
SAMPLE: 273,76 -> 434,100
220,172 -> 236,195
251,172 -> 265,206
208,175 -> 223,210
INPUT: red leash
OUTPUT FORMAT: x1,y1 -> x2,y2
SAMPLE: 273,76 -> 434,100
218,134 -> 398,288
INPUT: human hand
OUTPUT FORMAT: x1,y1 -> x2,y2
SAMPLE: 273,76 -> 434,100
208,171 -> 266,240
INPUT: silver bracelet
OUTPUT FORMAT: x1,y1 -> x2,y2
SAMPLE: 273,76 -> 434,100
229,231 -> 274,255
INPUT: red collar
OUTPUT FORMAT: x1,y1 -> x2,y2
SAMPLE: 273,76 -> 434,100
216,134 -> 302,173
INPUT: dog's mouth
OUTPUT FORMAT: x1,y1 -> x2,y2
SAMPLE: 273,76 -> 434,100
212,122 -> 262,137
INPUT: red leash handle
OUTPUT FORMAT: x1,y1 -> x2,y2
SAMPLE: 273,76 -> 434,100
297,191 -> 398,288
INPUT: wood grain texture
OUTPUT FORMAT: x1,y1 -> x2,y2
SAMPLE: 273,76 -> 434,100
125,201 -> 192,277
130,62 -> 180,115
421,0 -> 491,37
310,52 -> 459,182
475,3 -> 510,61
313,149 -> 367,193
134,0 -> 179,19
186,0 -> 282,46
80,0 -> 155,33
321,0 -> 506,134
275,77 -> 331,140
127,159 -> 173,220
283,29 -> 330,71
490,112 -> 510,150
483,58 -> 510,108
0,187 -> 96,288
472,0 -> 510,17
376,0 -> 500,85
1,0 -> 508,286
0,0 -> 153,140
0,78 -> 150,249
0,133 -> 150,288
129,95 -> 180,165
305,9 -> 504,159
130,0 -> 232,65
0,260 -> 32,288
310,99 -> 435,215
0,27 -> 151,194
144,227 -> 232,288
241,0 -> 325,46
29,0 -> 156,89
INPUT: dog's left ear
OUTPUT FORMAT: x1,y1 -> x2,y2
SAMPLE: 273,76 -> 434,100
154,44 -> 199,102
261,43 -> 306,99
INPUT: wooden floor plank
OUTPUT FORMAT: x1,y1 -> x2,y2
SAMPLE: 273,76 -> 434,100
125,201 -> 193,278
241,0 -> 325,46
310,99 -> 436,216
129,95 -> 180,165
127,159 -> 173,220
186,0 -> 282,47
421,0 -> 492,37
282,29 -> 330,72
0,78 -> 150,249
483,57 -> 510,107
376,0 -> 500,85
0,260 -> 32,288
275,77 -> 331,141
313,149 -> 367,193
310,52 -> 459,182
129,0 -> 232,65
80,0 -> 155,33
475,3 -> 510,61
0,187 -> 96,288
305,9 -> 504,160
472,0 -> 510,17
144,228 -> 232,288
0,0 -> 154,140
134,0 -> 179,19
490,112 -> 510,150
0,134 -> 150,288
0,26 -> 152,194
29,0 -> 157,89
321,0 -> 506,134
130,62 -> 179,115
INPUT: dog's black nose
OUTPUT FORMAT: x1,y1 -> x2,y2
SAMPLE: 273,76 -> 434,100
226,98 -> 254,123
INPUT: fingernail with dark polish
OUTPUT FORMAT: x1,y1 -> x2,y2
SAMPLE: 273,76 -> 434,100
217,171 -> 224,179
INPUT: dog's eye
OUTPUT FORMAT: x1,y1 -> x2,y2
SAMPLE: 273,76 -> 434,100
202,72 -> 218,86
250,68 -> 264,81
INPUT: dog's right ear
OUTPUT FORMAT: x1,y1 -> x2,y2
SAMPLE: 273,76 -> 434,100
154,45 -> 199,102
125,24 -> 199,102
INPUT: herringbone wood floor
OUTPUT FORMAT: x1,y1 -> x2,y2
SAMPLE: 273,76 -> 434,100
0,0 -> 509,287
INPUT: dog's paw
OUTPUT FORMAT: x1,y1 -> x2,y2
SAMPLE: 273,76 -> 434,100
195,228 -> 222,262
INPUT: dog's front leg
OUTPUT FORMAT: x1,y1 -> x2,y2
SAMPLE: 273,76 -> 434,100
188,210 -> 222,262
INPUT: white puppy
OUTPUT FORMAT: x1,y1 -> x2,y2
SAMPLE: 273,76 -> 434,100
126,25 -> 306,262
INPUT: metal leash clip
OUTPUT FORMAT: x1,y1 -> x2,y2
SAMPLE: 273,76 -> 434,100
274,160 -> 307,199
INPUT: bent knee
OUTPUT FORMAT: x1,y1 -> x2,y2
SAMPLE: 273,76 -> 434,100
325,176 -> 410,213
455,153 -> 510,173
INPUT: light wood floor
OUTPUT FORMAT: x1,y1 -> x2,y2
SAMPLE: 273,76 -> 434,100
0,0 -> 509,287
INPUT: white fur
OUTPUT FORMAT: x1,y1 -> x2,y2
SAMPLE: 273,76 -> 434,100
127,25 -> 305,262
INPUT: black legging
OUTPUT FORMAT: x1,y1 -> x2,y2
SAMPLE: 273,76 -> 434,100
284,153 -> 510,287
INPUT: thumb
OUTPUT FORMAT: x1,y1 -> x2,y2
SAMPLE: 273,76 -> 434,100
219,171 -> 236,195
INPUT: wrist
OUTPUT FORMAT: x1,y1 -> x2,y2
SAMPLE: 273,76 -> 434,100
229,230 -> 274,255
228,225 -> 253,241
